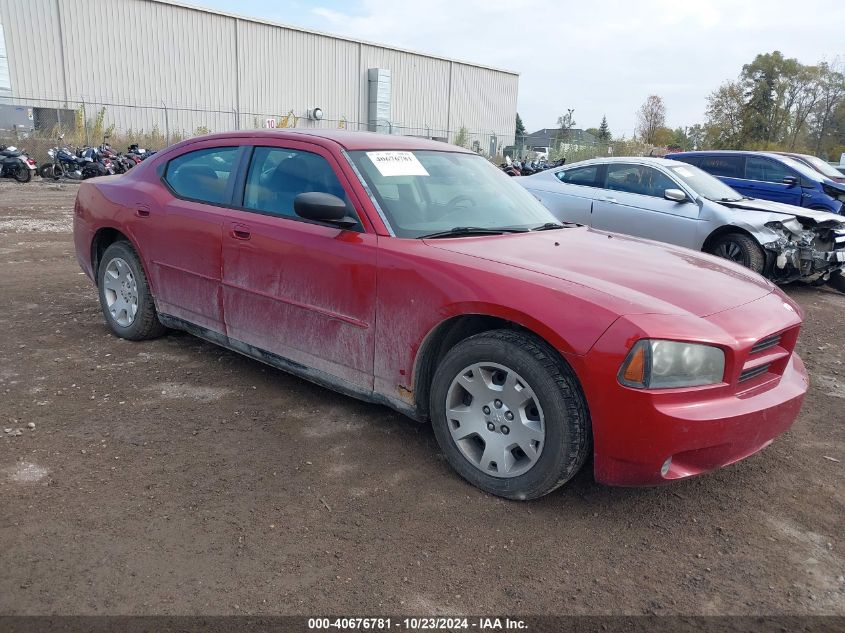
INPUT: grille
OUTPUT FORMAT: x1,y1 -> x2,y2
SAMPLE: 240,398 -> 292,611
740,363 -> 772,383
750,334 -> 781,355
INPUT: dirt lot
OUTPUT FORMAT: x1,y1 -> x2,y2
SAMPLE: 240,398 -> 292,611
0,180 -> 843,616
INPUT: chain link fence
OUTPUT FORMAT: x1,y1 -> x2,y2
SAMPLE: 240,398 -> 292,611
510,133 -> 656,165
0,95 -> 512,165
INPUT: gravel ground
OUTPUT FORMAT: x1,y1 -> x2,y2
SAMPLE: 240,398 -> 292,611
0,180 -> 843,616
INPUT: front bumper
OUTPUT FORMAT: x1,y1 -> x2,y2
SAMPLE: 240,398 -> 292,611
575,290 -> 808,486
592,353 -> 806,485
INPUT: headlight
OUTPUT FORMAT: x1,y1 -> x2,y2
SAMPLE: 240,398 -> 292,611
618,340 -> 725,389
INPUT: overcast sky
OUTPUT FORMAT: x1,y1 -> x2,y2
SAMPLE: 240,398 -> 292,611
189,0 -> 844,136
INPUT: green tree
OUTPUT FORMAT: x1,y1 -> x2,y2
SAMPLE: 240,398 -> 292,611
597,115 -> 612,142
669,127 -> 691,150
515,113 -> 525,139
704,81 -> 747,148
453,125 -> 469,148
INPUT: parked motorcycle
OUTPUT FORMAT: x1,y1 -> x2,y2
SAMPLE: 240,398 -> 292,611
0,145 -> 37,183
127,143 -> 155,162
500,156 -> 521,177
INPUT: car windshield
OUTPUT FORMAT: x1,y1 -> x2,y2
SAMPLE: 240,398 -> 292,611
348,150 -> 558,238
666,163 -> 744,201
795,154 -> 843,179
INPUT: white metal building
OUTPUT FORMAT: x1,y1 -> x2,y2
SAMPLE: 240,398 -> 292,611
0,0 -> 518,152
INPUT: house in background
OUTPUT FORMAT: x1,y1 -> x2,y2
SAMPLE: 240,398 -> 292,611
522,127 -> 598,158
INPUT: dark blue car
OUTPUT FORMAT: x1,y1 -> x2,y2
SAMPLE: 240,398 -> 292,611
667,150 -> 845,214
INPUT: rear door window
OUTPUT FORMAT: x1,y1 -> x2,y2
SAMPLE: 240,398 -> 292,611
697,155 -> 744,179
556,165 -> 600,187
164,147 -> 240,205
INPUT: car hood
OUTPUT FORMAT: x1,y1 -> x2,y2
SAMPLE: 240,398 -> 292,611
718,197 -> 845,227
427,228 -> 774,318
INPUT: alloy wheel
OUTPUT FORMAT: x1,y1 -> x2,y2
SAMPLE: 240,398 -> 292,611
103,257 -> 139,327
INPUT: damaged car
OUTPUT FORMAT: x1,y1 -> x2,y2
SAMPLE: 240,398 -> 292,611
519,157 -> 845,293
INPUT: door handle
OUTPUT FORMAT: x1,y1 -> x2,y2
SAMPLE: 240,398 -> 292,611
135,204 -> 150,218
230,223 -> 251,240
603,196 -> 617,203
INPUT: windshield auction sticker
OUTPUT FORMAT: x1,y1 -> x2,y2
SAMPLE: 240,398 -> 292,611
367,151 -> 430,177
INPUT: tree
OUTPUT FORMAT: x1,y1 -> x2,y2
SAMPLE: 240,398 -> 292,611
653,126 -> 674,147
453,126 -> 469,148
810,61 -> 845,154
669,127 -> 691,150
636,95 -> 666,144
515,113 -> 525,139
704,81 -> 747,148
555,109 -> 576,148
686,124 -> 705,150
701,51 -> 844,153
584,127 -> 600,138
597,115 -> 612,142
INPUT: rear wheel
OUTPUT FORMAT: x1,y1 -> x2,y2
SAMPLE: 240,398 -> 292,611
97,241 -> 166,341
709,233 -> 765,273
429,330 -> 590,500
829,270 -> 845,294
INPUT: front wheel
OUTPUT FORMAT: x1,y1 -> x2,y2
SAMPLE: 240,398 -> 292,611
13,166 -> 32,183
97,241 -> 166,341
429,330 -> 591,500
829,270 -> 845,294
708,233 -> 765,273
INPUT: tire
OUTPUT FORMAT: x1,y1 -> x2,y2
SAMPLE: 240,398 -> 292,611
97,241 -> 166,341
708,233 -> 765,273
38,164 -> 53,179
429,329 -> 591,500
829,270 -> 845,294
53,164 -> 64,180
13,166 -> 32,183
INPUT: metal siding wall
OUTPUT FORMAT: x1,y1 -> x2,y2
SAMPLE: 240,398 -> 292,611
0,0 -> 518,142
359,44 -> 450,134
449,62 -> 518,146
52,0 -> 236,134
0,0 -> 65,100
236,19 -> 359,126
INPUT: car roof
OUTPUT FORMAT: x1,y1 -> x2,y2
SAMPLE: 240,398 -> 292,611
175,129 -> 474,153
561,156 -> 685,168
670,149 -> 793,161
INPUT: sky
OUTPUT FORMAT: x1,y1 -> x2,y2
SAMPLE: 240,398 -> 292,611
186,0 -> 844,137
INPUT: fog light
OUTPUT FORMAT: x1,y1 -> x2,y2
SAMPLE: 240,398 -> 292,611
660,457 -> 672,477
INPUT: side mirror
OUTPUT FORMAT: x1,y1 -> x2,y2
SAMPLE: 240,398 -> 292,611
664,188 -> 688,202
294,192 -> 358,228
782,176 -> 798,187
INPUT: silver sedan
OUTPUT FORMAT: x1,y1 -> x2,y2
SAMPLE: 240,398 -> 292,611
519,156 -> 845,291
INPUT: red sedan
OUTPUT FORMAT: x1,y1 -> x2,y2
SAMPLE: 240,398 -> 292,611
73,130 -> 808,499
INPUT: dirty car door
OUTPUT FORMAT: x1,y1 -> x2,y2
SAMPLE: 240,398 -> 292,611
221,143 -> 377,391
151,142 -> 244,332
591,164 -> 701,249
